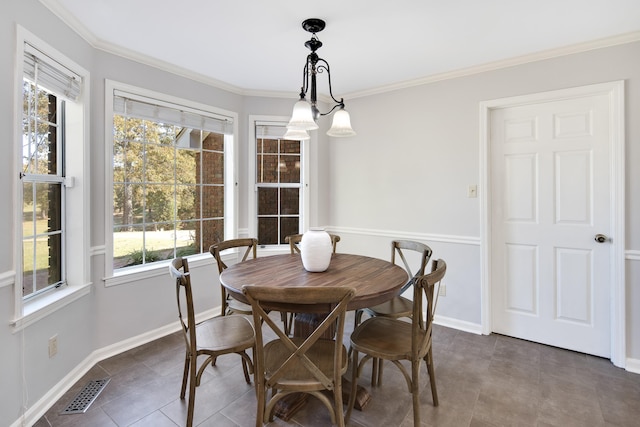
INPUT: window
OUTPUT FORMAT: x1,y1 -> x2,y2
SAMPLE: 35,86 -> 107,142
14,26 -> 90,325
21,79 -> 64,299
20,42 -> 82,300
254,122 -> 305,245
109,85 -> 235,272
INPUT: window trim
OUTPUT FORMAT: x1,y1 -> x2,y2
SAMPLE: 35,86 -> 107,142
12,26 -> 91,329
104,80 -> 238,284
248,116 -> 310,247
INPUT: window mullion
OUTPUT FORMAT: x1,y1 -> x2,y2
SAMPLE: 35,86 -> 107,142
111,88 -> 233,271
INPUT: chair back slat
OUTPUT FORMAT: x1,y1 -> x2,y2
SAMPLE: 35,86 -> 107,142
170,257 -> 196,355
210,238 -> 258,274
243,285 -> 354,390
391,240 -> 432,294
285,233 -> 341,255
412,259 -> 447,358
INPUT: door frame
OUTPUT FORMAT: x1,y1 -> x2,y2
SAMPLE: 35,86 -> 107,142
479,81 -> 626,367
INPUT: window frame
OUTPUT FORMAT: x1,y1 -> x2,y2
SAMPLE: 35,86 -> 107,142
12,26 -> 91,330
104,80 -> 238,285
20,86 -> 66,300
248,116 -> 310,249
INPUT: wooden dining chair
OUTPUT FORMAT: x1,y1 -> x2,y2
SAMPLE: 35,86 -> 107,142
345,259 -> 446,427
169,257 -> 255,427
243,285 -> 354,427
210,238 -> 258,317
353,240 -> 432,385
284,233 -> 341,255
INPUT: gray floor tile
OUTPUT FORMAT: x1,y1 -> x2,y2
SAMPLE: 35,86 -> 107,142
35,317 -> 639,427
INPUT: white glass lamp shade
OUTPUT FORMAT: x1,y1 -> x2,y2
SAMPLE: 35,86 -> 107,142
287,100 -> 319,131
283,127 -> 310,141
326,108 -> 356,137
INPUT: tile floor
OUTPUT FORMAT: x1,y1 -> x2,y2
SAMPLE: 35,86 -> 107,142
35,314 -> 640,426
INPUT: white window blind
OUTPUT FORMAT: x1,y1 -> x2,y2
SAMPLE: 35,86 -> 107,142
256,122 -> 288,139
23,43 -> 82,101
114,91 -> 233,135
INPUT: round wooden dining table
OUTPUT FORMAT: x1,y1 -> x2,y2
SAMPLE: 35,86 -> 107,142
219,253 -> 409,312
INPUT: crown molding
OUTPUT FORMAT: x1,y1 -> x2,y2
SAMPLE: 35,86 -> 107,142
345,30 -> 640,100
39,0 -> 99,45
39,1 -> 640,100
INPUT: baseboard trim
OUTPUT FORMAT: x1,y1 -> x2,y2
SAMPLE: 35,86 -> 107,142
434,315 -> 483,335
625,357 -> 640,374
12,307 -> 220,427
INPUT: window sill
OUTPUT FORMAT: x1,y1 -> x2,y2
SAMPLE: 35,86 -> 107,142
12,283 -> 92,332
104,248 -> 292,288
105,253 -> 214,287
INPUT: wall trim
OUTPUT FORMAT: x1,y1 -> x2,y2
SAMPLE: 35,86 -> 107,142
11,306 -> 220,427
627,250 -> 640,261
90,245 -> 106,256
11,284 -> 92,332
328,226 -> 481,246
0,270 -> 15,289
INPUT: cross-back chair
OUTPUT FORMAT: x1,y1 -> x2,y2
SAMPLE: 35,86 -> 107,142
210,238 -> 258,317
346,259 -> 447,427
284,233 -> 341,255
353,240 -> 432,385
243,285 -> 355,427
169,257 -> 255,427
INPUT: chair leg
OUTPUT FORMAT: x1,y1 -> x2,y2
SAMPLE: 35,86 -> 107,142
411,359 -> 421,427
377,358 -> 385,386
180,352 -> 190,399
426,349 -> 439,406
353,309 -> 364,327
371,357 -> 386,387
281,311 -> 294,336
334,374 -> 345,427
345,350 -> 359,423
241,357 -> 250,384
371,357 -> 379,387
255,380 -> 265,427
187,355 -> 198,427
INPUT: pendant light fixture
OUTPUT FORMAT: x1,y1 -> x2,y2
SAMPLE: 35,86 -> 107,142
286,18 -> 356,139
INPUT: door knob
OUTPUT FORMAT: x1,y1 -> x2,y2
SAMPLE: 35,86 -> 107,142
594,234 -> 608,243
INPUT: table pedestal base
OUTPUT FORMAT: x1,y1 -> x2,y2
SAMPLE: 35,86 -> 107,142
272,380 -> 371,421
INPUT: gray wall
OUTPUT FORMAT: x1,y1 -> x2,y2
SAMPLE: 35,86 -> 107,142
330,41 -> 640,353
1,1 -> 638,426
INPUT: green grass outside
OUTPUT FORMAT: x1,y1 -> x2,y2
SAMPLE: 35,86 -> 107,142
23,219 -> 51,272
24,219 -> 194,271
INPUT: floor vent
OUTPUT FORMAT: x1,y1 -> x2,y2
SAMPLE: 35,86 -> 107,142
61,378 -> 110,414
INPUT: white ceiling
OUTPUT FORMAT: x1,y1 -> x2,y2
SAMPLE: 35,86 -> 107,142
42,0 -> 640,98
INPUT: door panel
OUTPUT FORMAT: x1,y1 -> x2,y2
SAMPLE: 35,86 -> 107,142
491,93 -> 610,357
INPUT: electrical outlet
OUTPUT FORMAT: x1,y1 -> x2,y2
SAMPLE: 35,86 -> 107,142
467,185 -> 478,198
439,284 -> 446,297
49,335 -> 58,358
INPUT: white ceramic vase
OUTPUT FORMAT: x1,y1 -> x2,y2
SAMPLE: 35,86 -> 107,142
300,228 -> 333,272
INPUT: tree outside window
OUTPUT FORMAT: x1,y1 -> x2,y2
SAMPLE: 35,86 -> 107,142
112,110 -> 226,269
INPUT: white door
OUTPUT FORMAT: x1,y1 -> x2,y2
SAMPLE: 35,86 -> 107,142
490,92 -> 612,357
